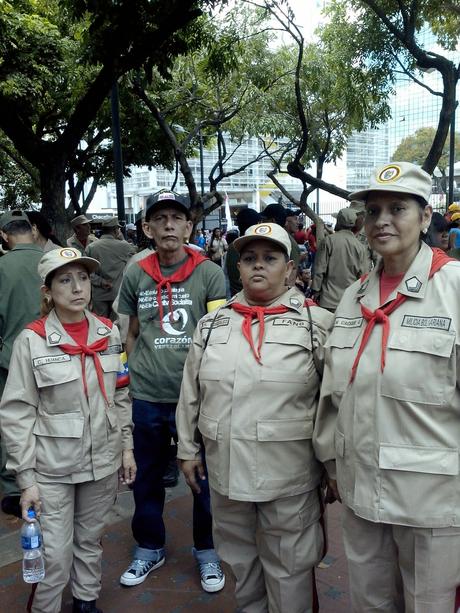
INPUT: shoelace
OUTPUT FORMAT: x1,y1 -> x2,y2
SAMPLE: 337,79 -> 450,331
200,561 -> 223,578
130,559 -> 154,573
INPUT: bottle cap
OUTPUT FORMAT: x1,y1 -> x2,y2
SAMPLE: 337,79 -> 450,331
27,508 -> 36,519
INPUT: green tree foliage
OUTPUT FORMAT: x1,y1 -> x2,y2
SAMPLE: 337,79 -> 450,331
130,7 -> 288,222
0,0 -> 218,236
244,0 -> 392,229
325,0 -> 460,174
392,126 -> 460,191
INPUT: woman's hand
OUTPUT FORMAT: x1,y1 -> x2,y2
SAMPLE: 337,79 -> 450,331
325,477 -> 342,504
119,449 -> 137,485
20,485 -> 41,521
179,459 -> 205,494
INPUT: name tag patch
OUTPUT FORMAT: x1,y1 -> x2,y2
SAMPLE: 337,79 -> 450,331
401,315 -> 451,331
201,317 -> 230,331
334,317 -> 363,329
272,318 -> 310,329
33,355 -> 71,368
100,344 -> 122,356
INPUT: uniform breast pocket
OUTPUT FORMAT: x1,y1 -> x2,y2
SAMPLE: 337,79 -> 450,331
201,324 -> 231,347
34,359 -> 82,414
262,324 -> 313,381
325,326 -> 362,392
381,330 -> 455,404
99,354 -> 120,402
200,324 -> 232,377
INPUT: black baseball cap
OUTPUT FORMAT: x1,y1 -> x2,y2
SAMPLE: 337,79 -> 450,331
145,190 -> 190,220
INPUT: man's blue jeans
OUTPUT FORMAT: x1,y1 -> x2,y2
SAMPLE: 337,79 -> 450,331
131,399 -> 215,561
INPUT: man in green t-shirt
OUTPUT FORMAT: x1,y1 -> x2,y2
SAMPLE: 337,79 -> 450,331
118,190 -> 227,592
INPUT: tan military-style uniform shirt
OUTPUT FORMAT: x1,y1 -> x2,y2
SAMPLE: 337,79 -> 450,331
177,288 -> 333,502
356,228 -> 378,269
85,235 -> 137,302
0,309 -> 133,490
313,242 -> 460,528
311,229 -> 370,310
66,233 -> 98,254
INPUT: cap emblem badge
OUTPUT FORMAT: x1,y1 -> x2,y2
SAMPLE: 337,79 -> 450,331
377,165 -> 401,183
59,248 -> 78,259
254,224 -> 272,236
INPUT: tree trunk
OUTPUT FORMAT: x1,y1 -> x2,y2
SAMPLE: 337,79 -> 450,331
39,161 -> 72,244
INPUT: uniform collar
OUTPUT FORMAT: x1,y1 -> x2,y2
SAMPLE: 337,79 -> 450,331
227,287 -> 304,313
10,243 -> 43,253
44,309 -> 112,347
357,241 -> 432,309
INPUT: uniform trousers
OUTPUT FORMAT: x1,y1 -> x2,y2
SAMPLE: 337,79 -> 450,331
343,504 -> 460,613
30,472 -> 118,613
211,488 -> 323,613
0,369 -> 19,497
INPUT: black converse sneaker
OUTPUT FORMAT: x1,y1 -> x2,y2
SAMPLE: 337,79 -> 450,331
119,555 -> 165,586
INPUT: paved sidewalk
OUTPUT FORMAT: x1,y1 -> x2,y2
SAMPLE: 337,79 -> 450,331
0,478 -> 351,612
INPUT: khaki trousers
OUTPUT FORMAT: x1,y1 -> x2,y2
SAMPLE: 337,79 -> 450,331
31,472 -> 118,613
0,369 -> 19,497
211,488 -> 324,613
343,505 -> 460,613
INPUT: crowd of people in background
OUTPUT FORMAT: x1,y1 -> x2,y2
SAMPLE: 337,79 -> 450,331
1,167 -> 460,612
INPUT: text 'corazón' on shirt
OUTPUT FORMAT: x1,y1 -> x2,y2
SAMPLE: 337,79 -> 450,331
118,253 -> 226,403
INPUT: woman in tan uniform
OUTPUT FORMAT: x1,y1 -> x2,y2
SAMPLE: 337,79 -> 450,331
176,223 -> 333,613
0,247 -> 136,613
313,162 -> 460,612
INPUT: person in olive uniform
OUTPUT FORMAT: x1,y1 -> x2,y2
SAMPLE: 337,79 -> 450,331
0,210 -> 43,517
67,214 -> 98,254
85,217 -> 137,318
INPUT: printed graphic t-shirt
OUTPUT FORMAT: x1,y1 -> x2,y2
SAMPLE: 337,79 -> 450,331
118,255 -> 225,403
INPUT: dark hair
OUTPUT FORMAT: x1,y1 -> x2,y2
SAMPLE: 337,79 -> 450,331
261,203 -> 287,227
236,208 -> 261,234
413,195 -> 429,209
286,209 -> 301,218
2,220 -> 32,235
26,211 -> 63,246
424,212 -> 450,248
211,228 -> 222,241
226,230 -> 239,245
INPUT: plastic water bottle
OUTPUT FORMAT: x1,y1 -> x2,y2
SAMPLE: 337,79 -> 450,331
21,509 -> 45,583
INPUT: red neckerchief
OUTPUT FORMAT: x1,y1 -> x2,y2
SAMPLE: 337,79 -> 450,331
26,315 -> 112,405
230,302 -> 290,364
350,248 -> 454,383
138,247 -> 207,330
